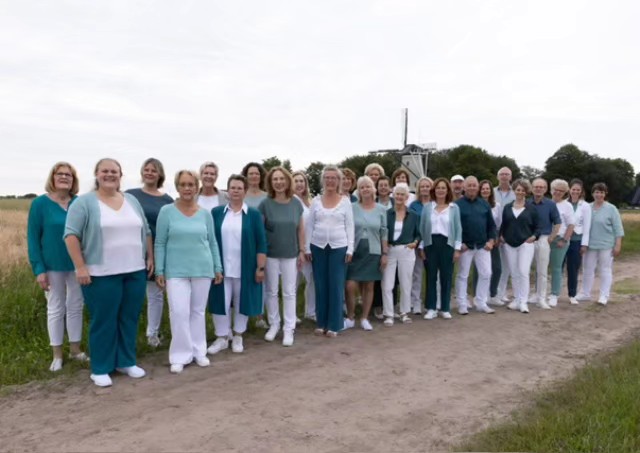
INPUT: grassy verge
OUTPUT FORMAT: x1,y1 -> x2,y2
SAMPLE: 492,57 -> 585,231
456,338 -> 640,453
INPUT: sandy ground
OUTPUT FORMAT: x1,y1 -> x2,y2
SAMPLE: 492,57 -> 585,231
2,258 -> 639,453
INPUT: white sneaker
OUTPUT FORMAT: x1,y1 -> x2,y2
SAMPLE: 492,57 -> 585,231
528,295 -> 539,304
458,306 -> 469,315
194,356 -> 210,367
255,318 -> 269,329
548,295 -> 558,307
90,374 -> 113,387
440,311 -> 452,319
264,325 -> 279,342
538,300 -> 551,310
569,297 -> 579,305
575,293 -> 591,302
488,296 -> 505,306
500,295 -> 511,303
424,309 -> 437,320
343,318 -> 355,330
507,301 -> 519,311
116,365 -> 146,379
170,364 -> 184,374
231,335 -> 244,353
207,337 -> 229,355
361,319 -> 373,331
400,313 -> 412,324
476,305 -> 495,314
520,303 -> 530,313
282,330 -> 294,347
597,297 -> 608,305
383,317 -> 394,327
49,358 -> 63,372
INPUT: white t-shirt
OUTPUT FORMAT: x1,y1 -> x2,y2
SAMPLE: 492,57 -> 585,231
431,205 -> 450,237
198,194 -> 220,211
87,199 -> 145,277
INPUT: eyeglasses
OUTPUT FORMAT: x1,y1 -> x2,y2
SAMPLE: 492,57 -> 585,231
55,172 -> 73,178
178,183 -> 197,188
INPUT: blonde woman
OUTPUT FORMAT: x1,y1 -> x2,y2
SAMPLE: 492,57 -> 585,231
292,171 -> 315,320
408,176 -> 433,314
197,161 -> 229,211
28,162 -> 87,371
547,179 -> 575,307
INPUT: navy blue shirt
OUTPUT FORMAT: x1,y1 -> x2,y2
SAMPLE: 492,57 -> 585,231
529,197 -> 561,235
456,195 -> 497,249
126,188 -> 174,240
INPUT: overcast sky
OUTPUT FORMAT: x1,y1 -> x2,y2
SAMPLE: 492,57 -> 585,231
1,0 -> 639,195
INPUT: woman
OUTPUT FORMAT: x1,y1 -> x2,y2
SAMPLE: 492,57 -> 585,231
292,171 -> 316,321
155,170 -> 223,374
499,179 -> 540,314
376,176 -> 394,210
365,163 -> 385,186
241,162 -> 268,209
259,167 -> 305,346
64,158 -> 153,387
207,175 -> 267,354
477,180 -> 502,305
408,176 -> 433,314
126,158 -> 174,347
419,177 -> 462,319
382,183 -> 420,326
578,183 -> 624,305
565,179 -> 591,305
305,166 -> 354,337
28,162 -> 87,372
391,168 -> 416,205
345,176 -> 388,331
197,161 -> 229,211
547,179 -> 575,307
341,168 -> 358,202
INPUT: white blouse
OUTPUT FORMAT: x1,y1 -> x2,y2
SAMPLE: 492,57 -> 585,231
572,199 -> 591,245
220,204 -> 245,279
306,196 -> 355,254
197,194 -> 220,211
556,199 -> 576,237
87,199 -> 145,277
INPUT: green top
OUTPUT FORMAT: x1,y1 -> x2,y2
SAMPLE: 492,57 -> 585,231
154,204 -> 223,278
64,192 -> 151,265
27,194 -> 76,275
258,197 -> 304,258
352,202 -> 388,255
588,202 -> 624,250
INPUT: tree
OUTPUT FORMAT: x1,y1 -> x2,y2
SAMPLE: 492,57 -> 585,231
427,145 -> 520,184
520,165 -> 544,182
304,161 -> 325,196
262,156 -> 292,173
339,152 -> 401,178
542,144 -> 593,183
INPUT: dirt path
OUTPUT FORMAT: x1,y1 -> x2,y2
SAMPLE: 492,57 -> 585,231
2,258 -> 640,453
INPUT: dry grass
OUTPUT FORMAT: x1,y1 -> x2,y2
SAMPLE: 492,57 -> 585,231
0,209 -> 29,273
621,210 -> 640,224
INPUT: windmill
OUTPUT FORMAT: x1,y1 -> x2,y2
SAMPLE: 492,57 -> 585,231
369,109 -> 436,187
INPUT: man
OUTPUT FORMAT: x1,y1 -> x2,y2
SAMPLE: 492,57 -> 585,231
451,174 -> 465,201
455,176 -> 497,315
493,167 -> 516,305
529,178 -> 561,309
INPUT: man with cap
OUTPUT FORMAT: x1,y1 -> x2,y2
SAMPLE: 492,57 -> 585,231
451,174 -> 465,201
455,176 -> 497,315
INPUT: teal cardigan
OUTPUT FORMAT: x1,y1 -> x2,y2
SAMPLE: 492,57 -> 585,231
64,192 -> 151,265
386,209 -> 421,245
27,194 -> 77,275
352,202 -> 388,255
208,205 -> 267,317
419,203 -> 462,250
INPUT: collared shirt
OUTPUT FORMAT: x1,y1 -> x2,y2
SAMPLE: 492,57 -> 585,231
494,187 -> 515,207
570,199 -> 591,246
456,195 -> 497,249
555,199 -> 575,237
530,197 -> 561,235
221,203 -> 247,278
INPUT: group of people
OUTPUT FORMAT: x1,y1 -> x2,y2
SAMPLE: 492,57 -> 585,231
27,158 -> 625,387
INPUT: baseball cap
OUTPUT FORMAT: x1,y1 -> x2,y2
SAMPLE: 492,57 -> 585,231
450,174 -> 464,182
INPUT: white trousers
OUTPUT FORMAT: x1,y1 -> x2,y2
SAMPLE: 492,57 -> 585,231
382,245 -> 415,317
265,257 -> 298,332
410,251 -> 424,312
146,280 -> 165,337
581,249 -> 614,300
45,271 -> 84,346
533,235 -> 551,300
496,244 -> 511,299
166,278 -> 211,365
212,277 -> 249,337
456,248 -> 491,309
504,243 -> 535,304
298,262 -> 315,318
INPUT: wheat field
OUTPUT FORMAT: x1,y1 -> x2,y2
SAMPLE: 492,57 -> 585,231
0,209 -> 29,273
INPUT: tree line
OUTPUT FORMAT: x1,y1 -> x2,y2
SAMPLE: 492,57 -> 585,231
261,143 -> 638,206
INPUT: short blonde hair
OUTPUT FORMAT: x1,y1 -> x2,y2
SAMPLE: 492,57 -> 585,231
356,176 -> 376,202
291,171 -> 310,201
321,165 -> 343,193
45,162 -> 79,196
174,170 -> 200,192
266,166 -> 294,199
393,182 -> 410,196
94,158 -> 122,191
341,168 -> 357,192
199,161 -> 219,176
364,163 -> 385,177
550,178 -> 569,195
141,158 -> 166,188
415,176 -> 433,193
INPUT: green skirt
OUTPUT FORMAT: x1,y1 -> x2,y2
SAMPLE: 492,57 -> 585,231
347,239 -> 382,282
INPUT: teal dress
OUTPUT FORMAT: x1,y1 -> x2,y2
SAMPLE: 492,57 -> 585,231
208,205 -> 267,317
